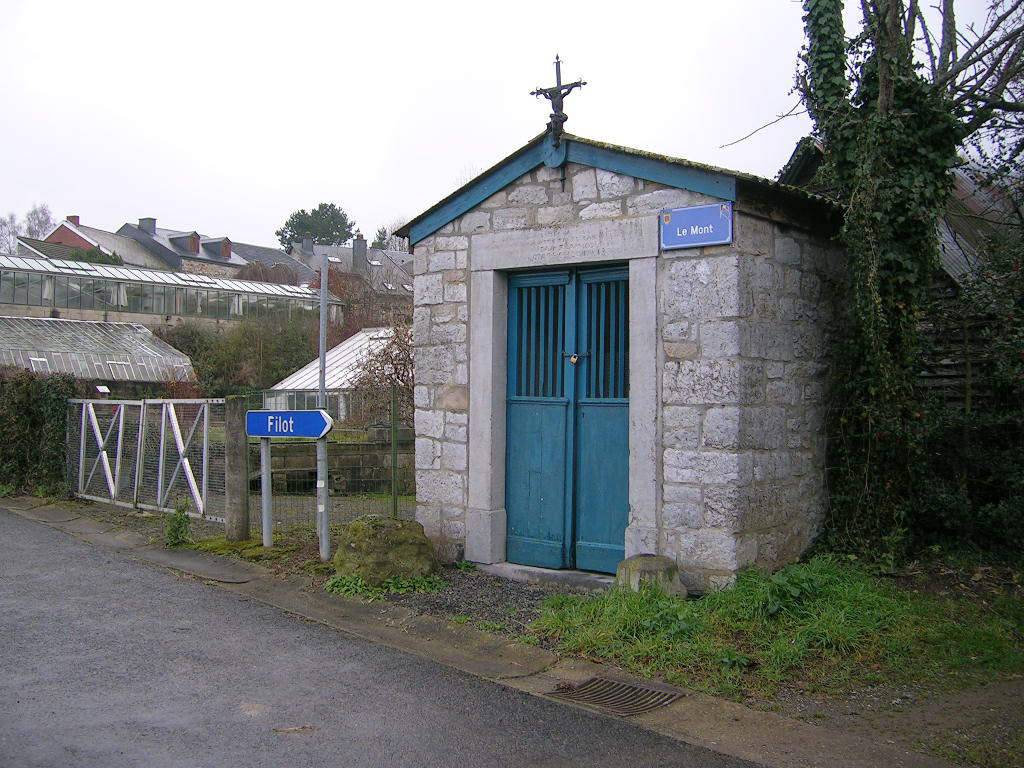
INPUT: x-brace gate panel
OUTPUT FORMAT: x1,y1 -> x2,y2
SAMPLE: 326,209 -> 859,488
156,400 -> 209,516
78,401 -> 133,501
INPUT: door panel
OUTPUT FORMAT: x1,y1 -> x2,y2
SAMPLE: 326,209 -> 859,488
574,401 -> 629,572
505,400 -> 570,568
575,268 -> 629,572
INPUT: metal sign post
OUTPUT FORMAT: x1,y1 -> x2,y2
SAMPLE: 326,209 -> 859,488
245,408 -> 334,550
260,437 -> 272,547
317,249 -> 330,562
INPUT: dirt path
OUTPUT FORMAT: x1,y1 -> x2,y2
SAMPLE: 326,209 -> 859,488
748,677 -> 1023,766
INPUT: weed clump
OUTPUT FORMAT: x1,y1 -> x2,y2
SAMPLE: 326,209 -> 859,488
323,573 -> 446,600
165,499 -> 192,548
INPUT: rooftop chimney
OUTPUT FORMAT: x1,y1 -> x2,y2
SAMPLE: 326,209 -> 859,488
352,231 -> 367,276
139,217 -> 156,234
302,237 -> 313,255
66,215 -> 80,226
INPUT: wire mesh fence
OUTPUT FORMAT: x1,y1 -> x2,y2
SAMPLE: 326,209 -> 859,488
248,429 -> 415,530
67,391 -> 415,532
248,386 -> 415,530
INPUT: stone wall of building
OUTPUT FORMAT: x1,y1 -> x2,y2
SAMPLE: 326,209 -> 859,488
411,225 -> 470,563
412,161 -> 839,583
180,258 -> 239,279
658,213 -> 840,591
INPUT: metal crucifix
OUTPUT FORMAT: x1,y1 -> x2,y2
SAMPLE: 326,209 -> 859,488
531,55 -> 586,149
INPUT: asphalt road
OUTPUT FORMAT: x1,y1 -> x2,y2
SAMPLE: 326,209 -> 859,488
0,509 -> 757,768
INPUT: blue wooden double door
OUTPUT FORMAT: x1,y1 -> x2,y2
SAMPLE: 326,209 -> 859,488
505,266 -> 629,574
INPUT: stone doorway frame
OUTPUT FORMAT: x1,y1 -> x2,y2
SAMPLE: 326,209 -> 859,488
464,219 -> 660,564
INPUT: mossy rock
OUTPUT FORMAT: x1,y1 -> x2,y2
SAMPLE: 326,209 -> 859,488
332,514 -> 439,587
615,553 -> 686,597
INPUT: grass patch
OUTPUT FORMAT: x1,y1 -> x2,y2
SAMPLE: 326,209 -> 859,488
475,620 -> 506,633
323,573 -> 446,600
300,559 -> 335,576
188,535 -> 297,561
532,555 -> 1024,698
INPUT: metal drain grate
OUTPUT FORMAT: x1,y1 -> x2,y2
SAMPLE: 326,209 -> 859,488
545,677 -> 684,717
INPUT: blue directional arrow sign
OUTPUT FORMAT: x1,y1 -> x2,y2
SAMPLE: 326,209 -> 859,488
246,410 -> 334,439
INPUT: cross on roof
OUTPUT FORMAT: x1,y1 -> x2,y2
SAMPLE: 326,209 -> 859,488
531,55 -> 586,149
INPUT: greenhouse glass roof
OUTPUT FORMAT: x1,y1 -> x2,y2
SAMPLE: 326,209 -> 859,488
0,255 -> 340,302
0,316 -> 196,383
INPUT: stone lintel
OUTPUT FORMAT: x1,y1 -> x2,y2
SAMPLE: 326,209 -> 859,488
471,218 -> 659,272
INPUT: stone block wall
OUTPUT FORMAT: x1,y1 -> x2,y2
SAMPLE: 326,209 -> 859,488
180,258 -> 239,279
412,160 -> 839,583
659,213 -> 840,591
411,227 -> 470,563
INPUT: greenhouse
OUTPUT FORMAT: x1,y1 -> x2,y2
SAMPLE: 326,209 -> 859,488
0,255 -> 343,322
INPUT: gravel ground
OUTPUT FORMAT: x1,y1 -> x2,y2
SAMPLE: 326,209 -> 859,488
381,567 -> 581,641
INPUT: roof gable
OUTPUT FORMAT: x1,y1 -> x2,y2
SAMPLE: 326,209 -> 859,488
398,133 -> 823,246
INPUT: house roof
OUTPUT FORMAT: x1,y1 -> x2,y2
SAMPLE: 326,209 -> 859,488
115,223 -> 184,268
17,237 -> 84,261
289,242 -> 414,296
78,224 -> 172,268
44,220 -> 171,269
231,241 -> 317,284
155,227 -> 247,266
397,132 -> 836,245
0,316 -> 195,383
271,327 -> 394,391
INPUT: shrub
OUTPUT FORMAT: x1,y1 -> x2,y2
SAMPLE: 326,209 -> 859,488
0,368 -> 80,492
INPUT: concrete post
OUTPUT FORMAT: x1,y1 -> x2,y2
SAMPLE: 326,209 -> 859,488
224,395 -> 250,541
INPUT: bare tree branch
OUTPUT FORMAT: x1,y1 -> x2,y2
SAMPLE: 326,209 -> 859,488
937,0 -> 1024,86
904,0 -> 918,47
912,2 -> 938,81
719,102 -> 807,148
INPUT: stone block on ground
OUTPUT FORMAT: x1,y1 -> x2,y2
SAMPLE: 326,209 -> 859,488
615,554 -> 687,598
333,514 -> 439,586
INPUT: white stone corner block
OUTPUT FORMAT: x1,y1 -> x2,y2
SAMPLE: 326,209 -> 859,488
465,508 -> 506,563
624,524 -> 659,558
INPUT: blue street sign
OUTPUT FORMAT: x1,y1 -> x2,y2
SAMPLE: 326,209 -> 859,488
246,410 -> 334,439
660,202 -> 733,250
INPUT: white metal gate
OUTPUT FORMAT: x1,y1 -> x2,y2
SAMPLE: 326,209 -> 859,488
68,398 -> 226,520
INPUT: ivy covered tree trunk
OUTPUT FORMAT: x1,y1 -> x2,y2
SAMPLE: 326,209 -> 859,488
800,0 -> 964,549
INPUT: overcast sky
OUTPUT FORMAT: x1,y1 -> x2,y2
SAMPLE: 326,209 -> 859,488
0,0 -> 989,248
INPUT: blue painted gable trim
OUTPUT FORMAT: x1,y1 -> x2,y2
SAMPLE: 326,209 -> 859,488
408,138 -> 736,245
409,143 -> 547,245
565,142 -> 736,203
